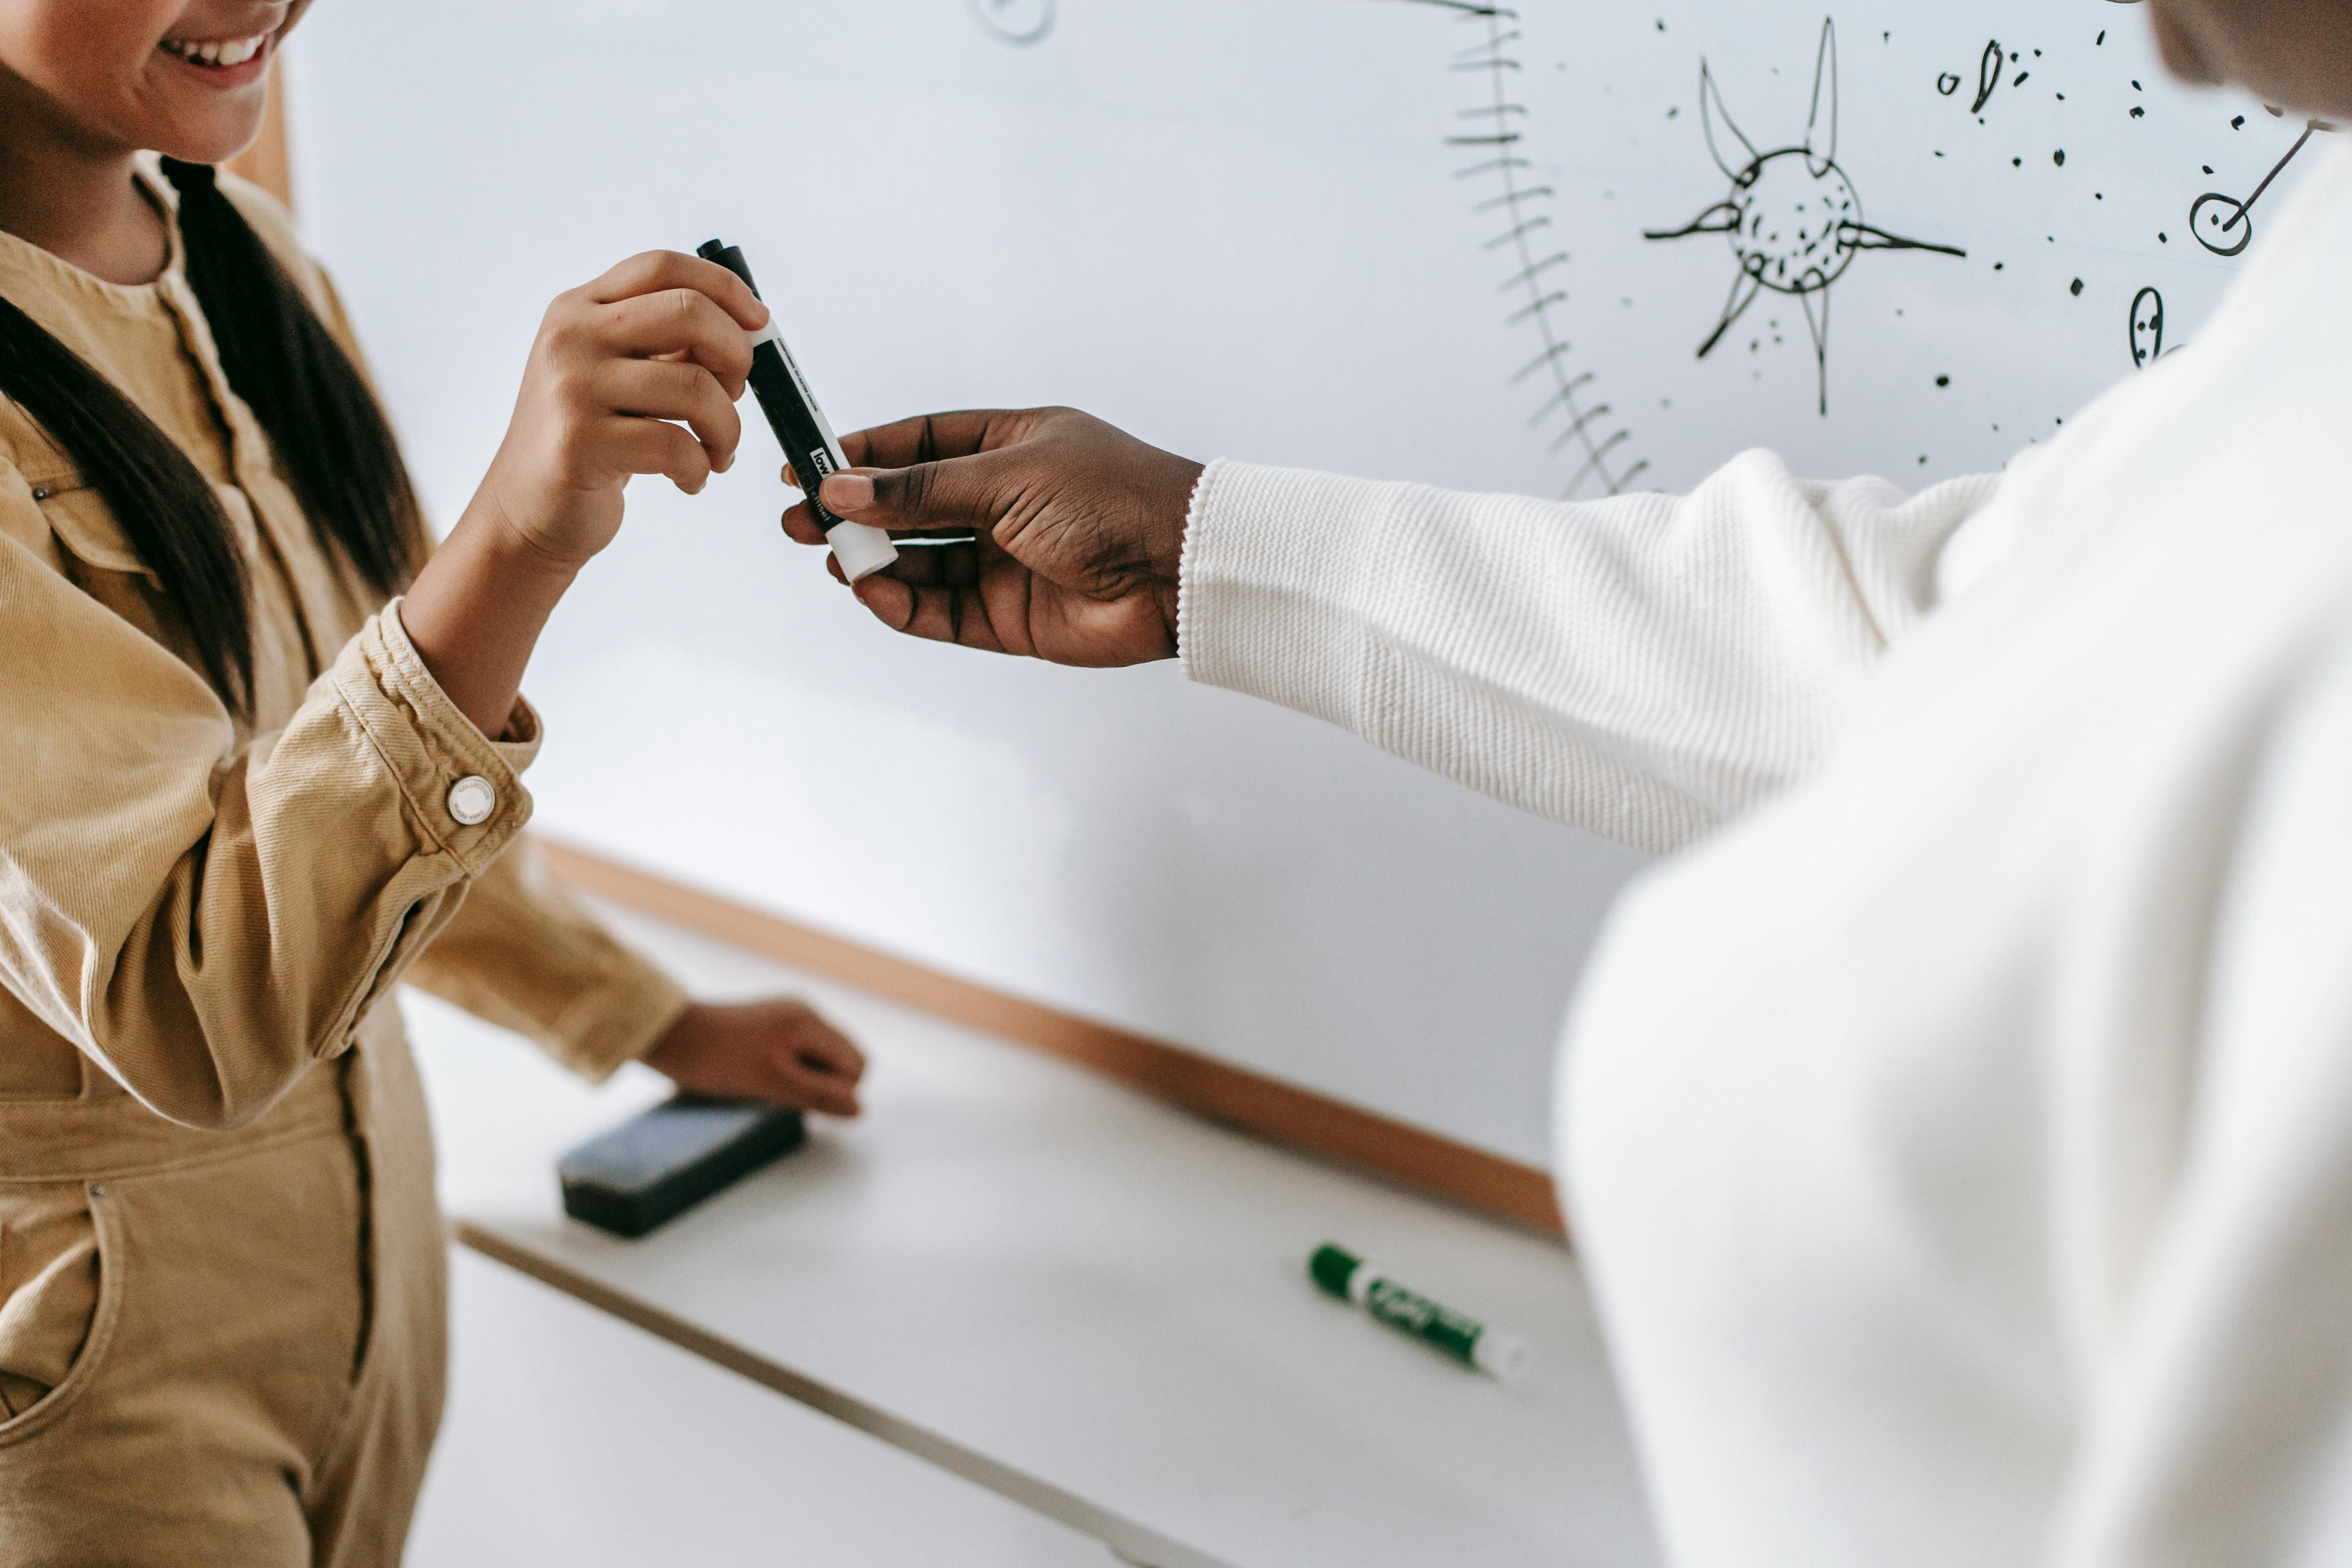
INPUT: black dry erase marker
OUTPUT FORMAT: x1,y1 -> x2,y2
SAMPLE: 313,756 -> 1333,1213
697,238 -> 898,582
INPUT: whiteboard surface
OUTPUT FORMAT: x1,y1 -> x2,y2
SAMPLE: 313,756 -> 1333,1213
410,904 -> 1658,1568
286,2 -> 2305,1165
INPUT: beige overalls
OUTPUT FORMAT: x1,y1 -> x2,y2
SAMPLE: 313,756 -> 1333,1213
0,161 -> 686,1565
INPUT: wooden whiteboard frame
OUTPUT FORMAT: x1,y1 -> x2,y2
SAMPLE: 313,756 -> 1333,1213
540,840 -> 1564,1236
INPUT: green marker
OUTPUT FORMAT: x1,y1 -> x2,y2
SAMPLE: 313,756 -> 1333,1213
1309,1243 -> 1531,1381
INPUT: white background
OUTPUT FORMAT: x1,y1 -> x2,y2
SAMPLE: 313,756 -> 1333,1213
287,0 -> 2299,1165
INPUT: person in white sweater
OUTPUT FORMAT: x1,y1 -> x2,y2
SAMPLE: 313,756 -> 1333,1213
785,4 -> 2352,1564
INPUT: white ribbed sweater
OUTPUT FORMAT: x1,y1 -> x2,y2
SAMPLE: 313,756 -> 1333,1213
1179,145 -> 2352,1568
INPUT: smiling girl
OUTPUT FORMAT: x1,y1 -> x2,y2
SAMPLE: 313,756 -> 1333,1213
0,2 -> 865,1561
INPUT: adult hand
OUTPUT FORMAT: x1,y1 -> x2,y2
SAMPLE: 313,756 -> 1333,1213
639,998 -> 866,1118
780,407 -> 1203,667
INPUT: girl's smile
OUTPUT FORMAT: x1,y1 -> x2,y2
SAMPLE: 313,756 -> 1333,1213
156,28 -> 274,86
153,7 -> 290,94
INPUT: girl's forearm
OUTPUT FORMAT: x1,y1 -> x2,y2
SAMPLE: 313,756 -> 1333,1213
396,491 -> 581,739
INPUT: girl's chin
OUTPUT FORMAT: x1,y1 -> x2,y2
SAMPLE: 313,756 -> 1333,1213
146,108 -> 274,171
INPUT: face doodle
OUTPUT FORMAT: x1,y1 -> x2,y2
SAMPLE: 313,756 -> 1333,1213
1646,20 -> 1967,415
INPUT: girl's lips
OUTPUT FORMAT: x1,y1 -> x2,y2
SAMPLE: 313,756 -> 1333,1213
155,31 -> 276,91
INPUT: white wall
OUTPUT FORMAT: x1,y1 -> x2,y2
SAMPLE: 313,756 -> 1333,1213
285,1 -> 2299,1166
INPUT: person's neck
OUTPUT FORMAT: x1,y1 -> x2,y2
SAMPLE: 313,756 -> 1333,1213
0,82 -> 169,287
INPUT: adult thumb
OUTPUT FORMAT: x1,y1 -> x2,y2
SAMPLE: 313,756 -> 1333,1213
820,457 -> 995,535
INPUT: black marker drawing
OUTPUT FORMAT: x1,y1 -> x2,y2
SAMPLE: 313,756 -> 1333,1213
1644,19 -> 1967,415
2191,119 -> 2336,257
1971,39 -> 2004,115
2129,287 -> 2165,368
1398,1 -> 1645,496
969,0 -> 1053,46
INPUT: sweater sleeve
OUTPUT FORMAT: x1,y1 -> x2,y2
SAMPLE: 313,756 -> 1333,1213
0,488 -> 535,1130
1176,451 -> 2004,854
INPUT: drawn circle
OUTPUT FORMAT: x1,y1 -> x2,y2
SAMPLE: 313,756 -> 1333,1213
1728,149 -> 1862,295
970,0 -> 1053,45
2189,192 -> 2252,257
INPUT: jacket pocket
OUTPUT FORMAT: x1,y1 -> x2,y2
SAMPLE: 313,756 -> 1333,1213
0,1184 -> 125,1446
31,474 -> 154,578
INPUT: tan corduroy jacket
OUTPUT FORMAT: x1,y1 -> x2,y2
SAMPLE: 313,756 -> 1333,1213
0,160 -> 685,1138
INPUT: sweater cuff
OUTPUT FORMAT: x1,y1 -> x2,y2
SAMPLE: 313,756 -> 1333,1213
328,598 -> 535,877
1176,458 -> 1397,736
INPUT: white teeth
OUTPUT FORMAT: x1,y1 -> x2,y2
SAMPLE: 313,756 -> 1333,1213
164,33 -> 266,67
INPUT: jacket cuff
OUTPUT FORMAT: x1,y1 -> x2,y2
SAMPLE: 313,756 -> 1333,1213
329,598 -> 535,876
544,959 -> 691,1085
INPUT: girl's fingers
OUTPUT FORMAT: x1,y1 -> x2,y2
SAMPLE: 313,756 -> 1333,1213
597,288 -> 757,393
793,1018 -> 867,1080
773,1048 -> 860,1116
584,250 -> 768,332
601,416 -> 714,495
596,359 -> 742,472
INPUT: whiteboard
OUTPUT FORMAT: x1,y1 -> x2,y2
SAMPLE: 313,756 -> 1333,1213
286,1 -> 2308,1166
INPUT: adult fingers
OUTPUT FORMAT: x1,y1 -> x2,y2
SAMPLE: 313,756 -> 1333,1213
595,359 -> 742,472
781,494 -> 830,545
835,410 -> 1033,472
818,451 -> 1013,536
596,289 -> 756,395
871,541 -> 982,588
583,250 -> 767,331
850,574 -> 1015,655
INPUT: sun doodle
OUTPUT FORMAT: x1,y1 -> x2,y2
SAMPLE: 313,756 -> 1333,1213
1645,19 -> 1966,415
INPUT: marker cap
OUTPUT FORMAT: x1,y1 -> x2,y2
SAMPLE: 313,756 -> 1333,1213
1310,1243 -> 1363,1299
1471,1328 -> 1532,1382
828,519 -> 900,583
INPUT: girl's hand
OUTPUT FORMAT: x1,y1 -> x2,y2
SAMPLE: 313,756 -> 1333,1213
641,998 -> 867,1119
401,251 -> 768,736
478,250 -> 769,571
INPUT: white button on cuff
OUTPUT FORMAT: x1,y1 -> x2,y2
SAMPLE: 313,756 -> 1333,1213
447,775 -> 497,827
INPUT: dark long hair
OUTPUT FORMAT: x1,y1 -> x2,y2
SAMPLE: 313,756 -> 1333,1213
0,158 -> 419,716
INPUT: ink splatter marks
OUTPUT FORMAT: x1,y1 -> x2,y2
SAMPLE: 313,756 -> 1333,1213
1401,0 -> 1647,497
968,0 -> 1053,45
2129,288 -> 2166,368
1644,18 -> 1964,416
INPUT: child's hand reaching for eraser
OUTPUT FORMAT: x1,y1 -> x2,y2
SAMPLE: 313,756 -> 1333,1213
641,998 -> 867,1119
